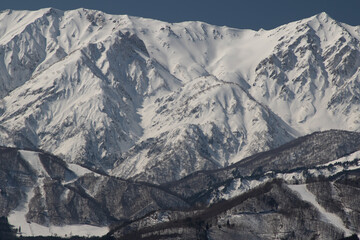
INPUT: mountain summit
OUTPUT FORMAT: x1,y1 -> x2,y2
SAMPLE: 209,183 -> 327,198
0,9 -> 360,238
0,9 -> 359,183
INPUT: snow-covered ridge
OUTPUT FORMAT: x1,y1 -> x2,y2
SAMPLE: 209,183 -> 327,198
206,151 -> 360,237
7,149 -> 109,237
0,8 -> 359,183
210,157 -> 360,203
2,147 -> 190,237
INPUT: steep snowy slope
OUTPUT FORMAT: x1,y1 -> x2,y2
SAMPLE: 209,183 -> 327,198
249,13 -> 360,132
112,75 -> 293,182
0,9 -> 359,182
0,8 -> 181,169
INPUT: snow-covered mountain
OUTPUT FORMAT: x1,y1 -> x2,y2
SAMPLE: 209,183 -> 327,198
109,130 -> 360,239
0,8 -> 359,183
1,130 -> 360,238
0,146 -> 189,237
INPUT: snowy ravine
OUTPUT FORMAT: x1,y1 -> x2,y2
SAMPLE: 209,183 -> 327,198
0,8 -> 359,183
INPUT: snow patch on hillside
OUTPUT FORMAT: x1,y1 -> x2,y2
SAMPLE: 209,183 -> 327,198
288,184 -> 352,236
19,150 -> 48,177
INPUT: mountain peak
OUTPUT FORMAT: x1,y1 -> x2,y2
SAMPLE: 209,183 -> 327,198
313,11 -> 336,23
303,11 -> 340,28
0,8 -> 359,183
316,11 -> 330,18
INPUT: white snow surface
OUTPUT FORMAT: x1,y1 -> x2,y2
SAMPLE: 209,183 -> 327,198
8,187 -> 36,237
19,150 -> 48,177
0,8 -> 359,181
319,150 -> 360,166
288,184 -> 352,236
67,163 -> 99,177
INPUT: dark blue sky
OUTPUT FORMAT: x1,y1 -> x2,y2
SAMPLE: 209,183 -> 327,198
1,0 -> 359,30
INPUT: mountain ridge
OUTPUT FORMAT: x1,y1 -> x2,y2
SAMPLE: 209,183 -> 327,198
0,9 -> 359,183
1,129 -> 360,238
